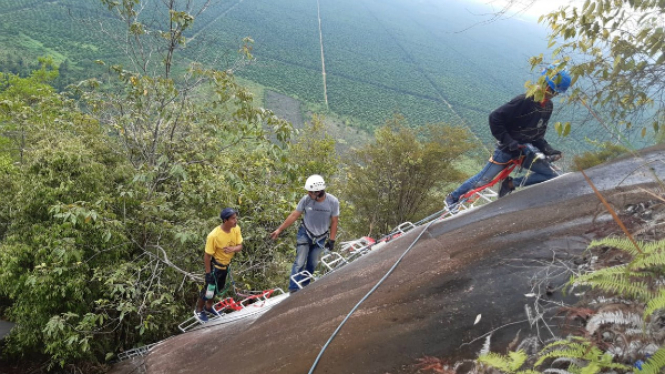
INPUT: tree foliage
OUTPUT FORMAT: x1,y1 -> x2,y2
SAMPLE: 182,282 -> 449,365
341,115 -> 473,237
570,141 -> 628,171
0,0 -> 316,370
0,59 -> 303,371
534,0 -> 665,137
289,114 -> 339,181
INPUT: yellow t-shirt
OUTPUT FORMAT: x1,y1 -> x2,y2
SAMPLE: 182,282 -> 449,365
205,225 -> 243,267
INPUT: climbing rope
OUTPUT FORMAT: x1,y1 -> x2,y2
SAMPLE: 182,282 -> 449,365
306,145 -> 563,372
213,265 -> 236,298
307,218 -> 438,374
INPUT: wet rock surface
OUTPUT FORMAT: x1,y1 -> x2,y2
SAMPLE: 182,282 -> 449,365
111,144 -> 665,374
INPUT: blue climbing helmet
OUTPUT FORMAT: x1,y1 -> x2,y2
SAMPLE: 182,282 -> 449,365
542,64 -> 572,93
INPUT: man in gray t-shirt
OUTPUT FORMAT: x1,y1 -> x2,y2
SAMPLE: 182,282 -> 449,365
270,174 -> 339,293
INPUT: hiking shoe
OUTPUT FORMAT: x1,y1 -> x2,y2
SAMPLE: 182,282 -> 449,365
444,193 -> 458,209
204,306 -> 222,318
194,310 -> 208,323
498,177 -> 514,198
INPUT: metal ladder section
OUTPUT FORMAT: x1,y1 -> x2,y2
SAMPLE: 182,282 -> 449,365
289,225 -> 414,288
177,288 -> 286,333
170,187 -> 498,334
289,236 -> 380,290
414,188 -> 497,224
116,342 -> 162,362
290,187 -> 499,289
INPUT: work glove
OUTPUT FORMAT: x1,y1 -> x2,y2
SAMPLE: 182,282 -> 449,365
205,272 -> 215,285
507,140 -> 524,152
549,151 -> 562,162
541,144 -> 562,161
325,239 -> 336,252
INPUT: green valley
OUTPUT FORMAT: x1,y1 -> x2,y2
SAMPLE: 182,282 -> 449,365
0,0 -> 645,153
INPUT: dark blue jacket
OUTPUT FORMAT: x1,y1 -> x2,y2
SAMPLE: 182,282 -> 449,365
489,94 -> 556,154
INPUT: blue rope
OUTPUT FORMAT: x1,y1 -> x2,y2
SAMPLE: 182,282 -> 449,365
307,219 -> 437,374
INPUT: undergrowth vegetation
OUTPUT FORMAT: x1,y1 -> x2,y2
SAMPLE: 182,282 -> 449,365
570,142 -> 630,171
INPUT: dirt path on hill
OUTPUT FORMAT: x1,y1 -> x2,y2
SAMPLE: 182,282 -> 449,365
264,90 -> 304,129
316,0 -> 328,109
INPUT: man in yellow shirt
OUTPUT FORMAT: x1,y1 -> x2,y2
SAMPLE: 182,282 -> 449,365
194,208 -> 243,322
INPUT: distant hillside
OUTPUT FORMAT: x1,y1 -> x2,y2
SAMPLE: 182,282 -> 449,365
188,0 -> 551,132
0,0 -> 632,154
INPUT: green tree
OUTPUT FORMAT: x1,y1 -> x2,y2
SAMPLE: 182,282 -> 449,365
0,0 -> 302,370
100,0 -> 206,78
0,56 -> 299,374
0,57 -> 58,164
533,0 -> 665,138
0,67 -> 134,369
289,114 -> 339,181
0,58 -> 61,241
342,115 -> 473,237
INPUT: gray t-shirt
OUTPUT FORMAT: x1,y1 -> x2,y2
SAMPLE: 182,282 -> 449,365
296,193 -> 340,236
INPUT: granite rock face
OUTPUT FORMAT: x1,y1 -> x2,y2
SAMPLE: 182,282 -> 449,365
110,144 -> 665,374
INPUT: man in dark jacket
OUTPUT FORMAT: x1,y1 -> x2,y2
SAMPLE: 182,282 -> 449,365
445,66 -> 572,208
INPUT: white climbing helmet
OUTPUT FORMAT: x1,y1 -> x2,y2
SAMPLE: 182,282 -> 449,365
304,174 -> 326,192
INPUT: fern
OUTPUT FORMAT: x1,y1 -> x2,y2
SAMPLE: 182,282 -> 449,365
479,334 -> 492,356
585,310 -> 643,335
644,289 -> 665,318
473,237 -> 664,374
573,264 -> 629,279
624,327 -> 645,336
551,357 -> 584,368
637,240 -> 665,255
573,238 -> 665,309
586,237 -> 645,256
587,237 -> 665,268
477,350 -> 528,373
534,340 -> 629,372
535,346 -> 590,367
639,347 -> 665,374
630,251 -> 665,270
517,336 -> 540,354
571,268 -> 655,301
578,362 -> 601,374
542,369 -> 572,374
540,338 -> 586,350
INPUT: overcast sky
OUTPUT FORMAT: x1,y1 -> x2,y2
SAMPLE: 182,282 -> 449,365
476,0 -> 585,20
521,0 -> 583,18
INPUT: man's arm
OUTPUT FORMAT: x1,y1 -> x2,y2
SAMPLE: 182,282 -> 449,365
270,210 -> 302,240
204,253 -> 212,274
329,216 -> 339,241
489,95 -> 525,146
223,244 -> 243,253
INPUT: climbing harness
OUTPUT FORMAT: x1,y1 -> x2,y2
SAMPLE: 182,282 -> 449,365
448,143 -> 562,213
